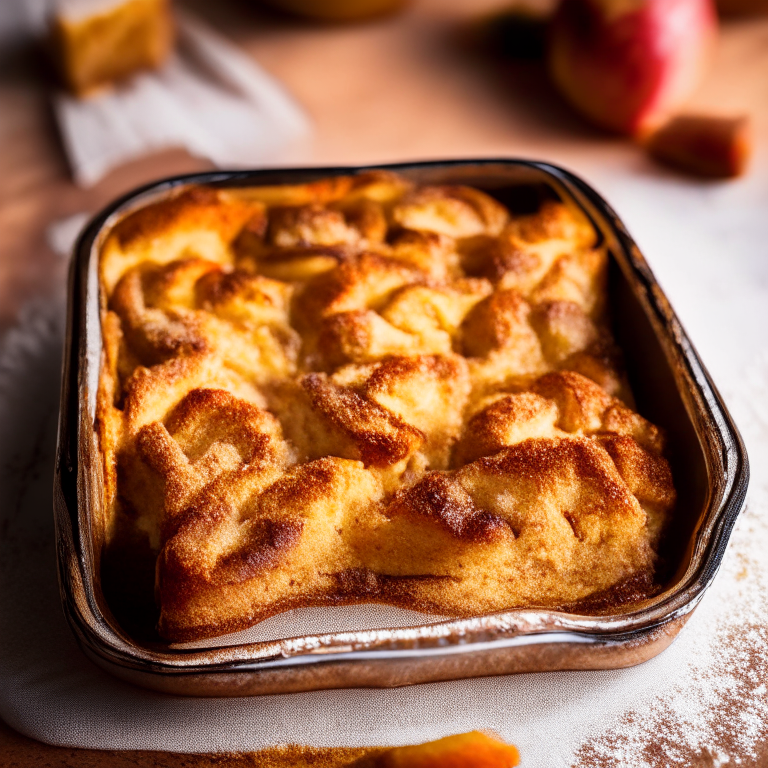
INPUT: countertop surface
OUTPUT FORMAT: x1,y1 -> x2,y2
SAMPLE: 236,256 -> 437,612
1,1 -> 767,764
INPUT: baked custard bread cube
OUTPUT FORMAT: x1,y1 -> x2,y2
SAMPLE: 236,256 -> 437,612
51,0 -> 174,96
96,172 -> 676,642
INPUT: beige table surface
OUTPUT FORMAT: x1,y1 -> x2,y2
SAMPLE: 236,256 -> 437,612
1,1 -> 767,764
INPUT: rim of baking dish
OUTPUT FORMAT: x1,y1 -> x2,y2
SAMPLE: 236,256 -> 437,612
54,159 -> 749,676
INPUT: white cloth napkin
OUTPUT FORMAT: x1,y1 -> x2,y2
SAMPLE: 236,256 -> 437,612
53,11 -> 312,186
3,166 -> 768,767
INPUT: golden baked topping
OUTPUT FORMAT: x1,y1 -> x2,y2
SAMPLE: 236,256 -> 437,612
392,185 -> 510,238
97,173 -> 676,641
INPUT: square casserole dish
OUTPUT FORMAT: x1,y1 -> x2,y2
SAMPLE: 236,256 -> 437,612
54,160 -> 749,697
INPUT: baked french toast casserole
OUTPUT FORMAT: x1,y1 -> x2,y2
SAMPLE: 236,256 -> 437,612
95,171 -> 676,642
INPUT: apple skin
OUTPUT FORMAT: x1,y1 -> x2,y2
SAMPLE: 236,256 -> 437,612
548,0 -> 719,136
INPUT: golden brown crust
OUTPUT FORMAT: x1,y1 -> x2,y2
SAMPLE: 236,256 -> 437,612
97,174 -> 676,641
392,185 -> 510,238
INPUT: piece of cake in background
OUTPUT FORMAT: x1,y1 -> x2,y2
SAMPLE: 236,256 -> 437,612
50,0 -> 174,96
50,10 -> 311,187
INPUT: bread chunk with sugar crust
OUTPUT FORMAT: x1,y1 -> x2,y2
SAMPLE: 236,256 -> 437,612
368,438 -> 655,614
96,173 -> 676,641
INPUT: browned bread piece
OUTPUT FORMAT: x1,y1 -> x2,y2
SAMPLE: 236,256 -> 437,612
96,172 -> 676,641
51,0 -> 174,97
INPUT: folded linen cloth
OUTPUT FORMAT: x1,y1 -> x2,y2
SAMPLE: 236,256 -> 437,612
52,10 -> 311,186
2,170 -> 768,767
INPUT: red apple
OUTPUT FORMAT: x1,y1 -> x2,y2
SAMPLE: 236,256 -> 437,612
548,0 -> 719,136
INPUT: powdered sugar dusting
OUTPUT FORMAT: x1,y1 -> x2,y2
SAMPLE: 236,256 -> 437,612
574,353 -> 768,768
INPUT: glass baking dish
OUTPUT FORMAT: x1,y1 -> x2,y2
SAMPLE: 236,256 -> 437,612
54,160 -> 749,696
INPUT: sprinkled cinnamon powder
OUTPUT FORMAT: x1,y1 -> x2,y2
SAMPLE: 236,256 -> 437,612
573,357 -> 768,767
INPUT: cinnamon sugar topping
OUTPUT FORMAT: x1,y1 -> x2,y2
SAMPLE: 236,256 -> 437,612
96,173 -> 676,641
